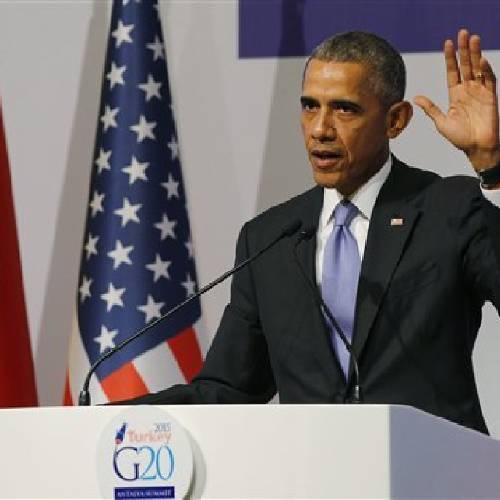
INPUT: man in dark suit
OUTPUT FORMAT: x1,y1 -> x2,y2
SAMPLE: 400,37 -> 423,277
127,30 -> 500,434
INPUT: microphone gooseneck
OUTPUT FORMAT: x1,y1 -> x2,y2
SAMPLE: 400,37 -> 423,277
293,226 -> 363,404
79,219 -> 302,406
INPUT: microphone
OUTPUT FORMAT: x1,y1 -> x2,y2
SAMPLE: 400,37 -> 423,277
293,226 -> 363,403
78,218 -> 302,406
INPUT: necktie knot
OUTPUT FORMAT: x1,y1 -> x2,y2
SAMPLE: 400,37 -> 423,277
334,200 -> 358,227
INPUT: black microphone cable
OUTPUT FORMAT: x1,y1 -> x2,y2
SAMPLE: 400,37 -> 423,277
293,225 -> 363,403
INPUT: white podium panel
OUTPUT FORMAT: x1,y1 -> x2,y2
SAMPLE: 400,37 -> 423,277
0,404 -> 499,498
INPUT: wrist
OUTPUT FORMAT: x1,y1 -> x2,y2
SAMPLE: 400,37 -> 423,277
467,146 -> 500,171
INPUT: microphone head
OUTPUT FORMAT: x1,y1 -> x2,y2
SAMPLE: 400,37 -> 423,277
282,219 -> 302,237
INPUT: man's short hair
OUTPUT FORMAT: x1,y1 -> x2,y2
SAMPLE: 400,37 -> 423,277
306,31 -> 406,107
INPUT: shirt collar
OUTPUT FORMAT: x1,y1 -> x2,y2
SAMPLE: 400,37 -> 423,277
320,155 -> 392,229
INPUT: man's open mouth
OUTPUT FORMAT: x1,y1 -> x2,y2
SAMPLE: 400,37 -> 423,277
312,150 -> 342,159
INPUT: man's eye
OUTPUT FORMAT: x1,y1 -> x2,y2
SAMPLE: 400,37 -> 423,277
333,103 -> 357,114
301,99 -> 318,111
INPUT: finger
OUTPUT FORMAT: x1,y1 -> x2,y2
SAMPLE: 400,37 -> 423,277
458,28 -> 473,81
480,57 -> 497,94
444,38 -> 460,88
469,34 -> 482,79
413,96 -> 446,128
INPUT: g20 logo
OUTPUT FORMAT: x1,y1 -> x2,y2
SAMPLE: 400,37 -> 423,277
113,445 -> 175,481
98,410 -> 192,499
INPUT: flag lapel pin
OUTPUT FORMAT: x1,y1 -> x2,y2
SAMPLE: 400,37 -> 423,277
390,217 -> 404,226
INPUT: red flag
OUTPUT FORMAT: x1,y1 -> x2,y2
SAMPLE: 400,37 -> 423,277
0,102 -> 37,407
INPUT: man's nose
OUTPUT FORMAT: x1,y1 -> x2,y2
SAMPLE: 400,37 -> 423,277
311,109 -> 336,140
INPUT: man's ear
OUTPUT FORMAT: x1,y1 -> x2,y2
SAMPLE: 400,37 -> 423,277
386,101 -> 413,139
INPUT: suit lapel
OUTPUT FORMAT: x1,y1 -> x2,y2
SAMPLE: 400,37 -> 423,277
293,186 -> 323,284
352,159 -> 422,364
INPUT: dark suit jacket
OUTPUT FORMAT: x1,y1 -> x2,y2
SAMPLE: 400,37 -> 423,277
133,158 -> 500,434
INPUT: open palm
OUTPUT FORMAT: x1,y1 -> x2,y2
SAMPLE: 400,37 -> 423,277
414,30 -> 499,171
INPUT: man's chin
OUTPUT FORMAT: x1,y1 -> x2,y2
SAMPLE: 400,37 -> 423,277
312,170 -> 343,190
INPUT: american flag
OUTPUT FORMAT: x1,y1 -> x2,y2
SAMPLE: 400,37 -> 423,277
64,0 -> 204,405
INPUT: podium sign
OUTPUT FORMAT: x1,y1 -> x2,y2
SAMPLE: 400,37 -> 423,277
0,404 -> 499,498
96,406 -> 193,498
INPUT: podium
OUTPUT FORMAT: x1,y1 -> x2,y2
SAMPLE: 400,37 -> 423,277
0,404 -> 499,498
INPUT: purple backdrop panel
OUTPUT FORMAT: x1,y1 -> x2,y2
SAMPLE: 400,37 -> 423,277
239,0 -> 500,58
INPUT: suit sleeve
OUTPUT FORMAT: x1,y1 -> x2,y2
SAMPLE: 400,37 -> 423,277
117,222 -> 277,405
457,181 -> 500,309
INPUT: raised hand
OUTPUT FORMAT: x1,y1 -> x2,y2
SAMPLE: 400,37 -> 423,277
414,29 -> 500,171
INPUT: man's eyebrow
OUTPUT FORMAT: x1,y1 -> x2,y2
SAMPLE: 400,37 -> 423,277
330,99 -> 363,111
300,96 -> 318,106
300,96 -> 363,112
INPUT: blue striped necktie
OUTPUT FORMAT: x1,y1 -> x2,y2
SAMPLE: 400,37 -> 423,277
321,200 -> 361,379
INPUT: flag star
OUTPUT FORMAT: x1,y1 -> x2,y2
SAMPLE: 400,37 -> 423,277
146,254 -> 171,282
107,240 -> 134,269
154,214 -> 176,240
100,105 -> 119,132
147,36 -> 164,61
130,114 -> 156,142
106,62 -> 127,89
122,156 -> 148,184
167,135 -> 179,160
185,239 -> 194,259
94,325 -> 119,354
89,190 -> 105,217
161,173 -> 179,199
137,295 -> 165,324
114,197 -> 141,227
181,273 -> 196,297
79,275 -> 92,303
138,74 -> 162,101
95,148 -> 112,174
111,20 -> 134,47
84,233 -> 99,260
101,282 -> 125,312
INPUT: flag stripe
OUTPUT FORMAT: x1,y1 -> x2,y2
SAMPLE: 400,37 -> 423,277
132,337 -> 185,393
66,311 -> 108,405
101,362 -> 149,401
167,326 -> 203,382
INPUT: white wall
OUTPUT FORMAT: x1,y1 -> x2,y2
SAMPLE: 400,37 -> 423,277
1,0 -> 499,436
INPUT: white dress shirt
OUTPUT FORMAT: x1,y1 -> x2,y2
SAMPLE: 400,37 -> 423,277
315,156 -> 500,285
316,156 -> 391,285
